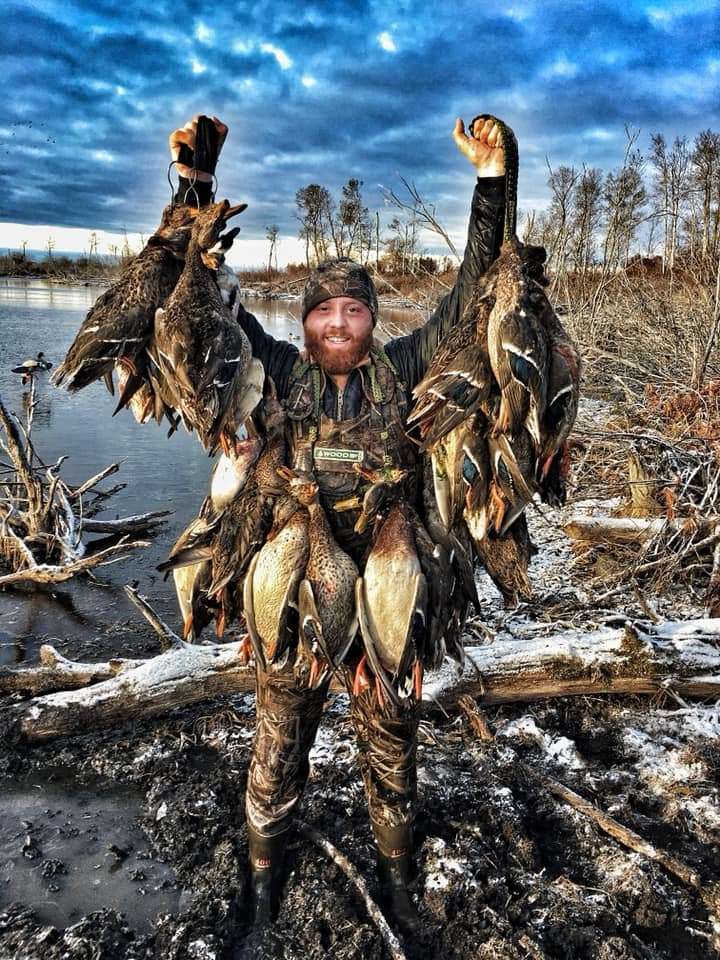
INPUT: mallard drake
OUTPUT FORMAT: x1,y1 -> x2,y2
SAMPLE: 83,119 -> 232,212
487,238 -> 548,446
354,471 -> 429,704
52,204 -> 194,425
153,199 -> 264,454
12,352 -> 52,384
272,468 -> 359,689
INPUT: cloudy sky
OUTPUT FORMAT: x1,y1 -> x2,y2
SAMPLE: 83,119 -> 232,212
2,0 -> 718,265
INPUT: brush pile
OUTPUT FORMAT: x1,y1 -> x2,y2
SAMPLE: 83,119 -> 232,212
0,386 -> 167,588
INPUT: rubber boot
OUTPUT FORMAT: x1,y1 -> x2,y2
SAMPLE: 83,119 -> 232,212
374,822 -> 423,938
247,825 -> 288,926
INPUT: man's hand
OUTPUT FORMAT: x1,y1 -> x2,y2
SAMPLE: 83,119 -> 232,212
453,116 -> 506,177
169,115 -> 229,182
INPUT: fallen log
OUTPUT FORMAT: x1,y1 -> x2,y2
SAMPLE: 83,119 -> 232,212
80,510 -> 171,535
0,644 -> 146,696
563,516 -> 714,545
3,618 -> 720,744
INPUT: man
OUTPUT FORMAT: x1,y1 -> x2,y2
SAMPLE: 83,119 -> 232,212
169,113 -> 508,932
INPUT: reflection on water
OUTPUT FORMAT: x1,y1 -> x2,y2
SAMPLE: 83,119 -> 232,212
0,279 -> 419,660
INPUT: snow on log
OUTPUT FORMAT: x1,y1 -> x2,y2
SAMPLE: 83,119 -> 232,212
3,618 -> 720,744
562,516 -> 713,544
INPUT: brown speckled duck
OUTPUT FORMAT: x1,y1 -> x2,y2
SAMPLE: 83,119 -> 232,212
52,203 -> 195,428
153,199 -> 264,453
271,468 -> 359,688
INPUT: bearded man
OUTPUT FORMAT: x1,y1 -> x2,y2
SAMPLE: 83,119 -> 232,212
168,112 -> 508,933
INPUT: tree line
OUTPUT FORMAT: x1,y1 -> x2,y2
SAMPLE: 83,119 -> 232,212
289,126 -> 719,282
523,126 -> 720,281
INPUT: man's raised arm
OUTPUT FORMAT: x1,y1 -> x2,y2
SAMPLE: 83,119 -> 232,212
385,116 -> 508,392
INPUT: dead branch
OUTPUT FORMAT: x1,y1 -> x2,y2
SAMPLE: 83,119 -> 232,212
298,822 -> 408,960
69,462 -> 121,501
80,510 -> 171,535
0,537 -> 150,587
0,644 -> 146,696
0,395 -> 43,528
124,582 -> 180,650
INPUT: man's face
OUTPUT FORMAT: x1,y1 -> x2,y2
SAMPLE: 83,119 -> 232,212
303,296 -> 374,375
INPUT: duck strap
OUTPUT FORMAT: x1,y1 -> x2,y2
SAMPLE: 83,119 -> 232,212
470,114 -> 518,242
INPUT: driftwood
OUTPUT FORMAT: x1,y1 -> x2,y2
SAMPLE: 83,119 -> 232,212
3,618 -> 720,744
0,387 -> 167,590
563,515 -> 716,545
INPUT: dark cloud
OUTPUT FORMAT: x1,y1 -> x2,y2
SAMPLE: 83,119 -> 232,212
2,0 -> 718,247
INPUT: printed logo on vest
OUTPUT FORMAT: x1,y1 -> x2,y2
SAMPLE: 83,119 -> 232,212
314,447 -> 364,464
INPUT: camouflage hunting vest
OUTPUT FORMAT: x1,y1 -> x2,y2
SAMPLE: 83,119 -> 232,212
285,342 -> 418,559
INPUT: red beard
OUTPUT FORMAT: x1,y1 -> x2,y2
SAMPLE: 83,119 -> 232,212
303,328 -> 373,375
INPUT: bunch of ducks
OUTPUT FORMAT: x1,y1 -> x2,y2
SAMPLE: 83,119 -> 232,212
52,199 -> 260,455
408,237 -> 581,606
52,190 -> 580,701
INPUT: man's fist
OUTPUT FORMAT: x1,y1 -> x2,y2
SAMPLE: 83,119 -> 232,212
453,116 -> 507,177
169,115 -> 229,182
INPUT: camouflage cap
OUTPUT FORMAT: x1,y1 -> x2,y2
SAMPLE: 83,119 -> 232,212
301,257 -> 378,324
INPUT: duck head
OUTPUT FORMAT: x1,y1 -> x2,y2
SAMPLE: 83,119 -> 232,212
354,467 -> 408,533
191,199 -> 247,270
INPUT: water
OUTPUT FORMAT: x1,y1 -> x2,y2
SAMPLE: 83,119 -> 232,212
0,279 -> 418,663
0,764 -> 178,933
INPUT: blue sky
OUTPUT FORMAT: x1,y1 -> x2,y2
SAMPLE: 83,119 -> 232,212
1,0 -> 718,265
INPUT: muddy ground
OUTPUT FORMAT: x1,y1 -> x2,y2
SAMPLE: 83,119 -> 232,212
2,416 -> 720,959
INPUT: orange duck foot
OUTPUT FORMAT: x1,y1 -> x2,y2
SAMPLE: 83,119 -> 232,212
352,654 -> 371,697
237,635 -> 253,664
182,613 -> 194,641
413,660 -> 424,700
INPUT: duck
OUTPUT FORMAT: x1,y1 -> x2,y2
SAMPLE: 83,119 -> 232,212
487,238 -> 548,446
157,436 -> 261,640
202,379 -> 288,630
534,288 -> 581,501
268,467 -> 359,688
153,198 -> 264,454
408,287 -> 495,452
12,352 -> 52,384
348,469 -> 429,705
472,512 -> 536,608
51,203 -> 195,427
243,494 -> 310,670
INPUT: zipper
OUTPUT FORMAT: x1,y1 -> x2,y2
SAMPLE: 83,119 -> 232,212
336,386 -> 344,419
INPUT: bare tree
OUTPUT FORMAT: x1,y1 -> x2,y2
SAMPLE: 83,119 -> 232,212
690,130 -> 720,268
295,184 -> 334,266
382,177 -> 460,261
650,133 -> 691,272
545,162 -> 580,278
45,236 -> 55,260
571,167 -> 603,277
602,127 -> 647,271
265,224 -> 279,275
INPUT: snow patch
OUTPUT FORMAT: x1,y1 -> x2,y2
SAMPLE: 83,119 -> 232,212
497,715 -> 586,769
